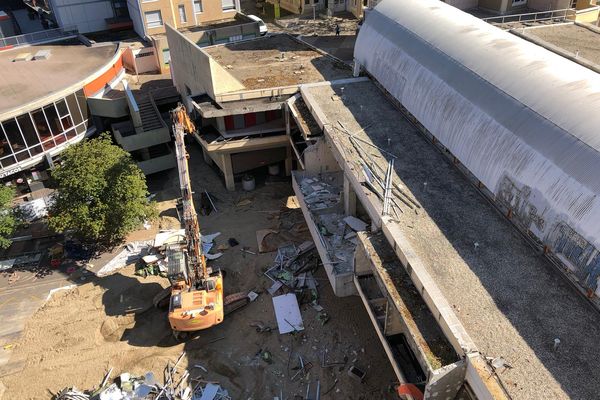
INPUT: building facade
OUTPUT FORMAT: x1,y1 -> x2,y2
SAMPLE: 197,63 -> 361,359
128,0 -> 241,38
0,37 -> 125,179
48,0 -> 132,33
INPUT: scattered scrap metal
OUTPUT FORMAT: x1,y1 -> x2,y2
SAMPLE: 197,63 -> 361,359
53,352 -> 230,400
335,120 -> 421,217
264,241 -> 319,299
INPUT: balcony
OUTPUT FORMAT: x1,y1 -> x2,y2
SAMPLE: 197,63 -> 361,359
112,120 -> 171,153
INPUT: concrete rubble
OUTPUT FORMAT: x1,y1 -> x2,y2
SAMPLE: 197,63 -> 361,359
53,352 -> 230,400
297,172 -> 364,275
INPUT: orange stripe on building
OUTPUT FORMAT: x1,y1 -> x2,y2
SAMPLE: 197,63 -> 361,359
83,55 -> 124,97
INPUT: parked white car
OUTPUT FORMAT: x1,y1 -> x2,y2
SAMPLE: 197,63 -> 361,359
247,15 -> 268,36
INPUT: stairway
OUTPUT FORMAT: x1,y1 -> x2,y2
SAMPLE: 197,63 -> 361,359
135,95 -> 164,132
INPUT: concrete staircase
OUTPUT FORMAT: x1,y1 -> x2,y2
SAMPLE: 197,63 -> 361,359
135,95 -> 164,132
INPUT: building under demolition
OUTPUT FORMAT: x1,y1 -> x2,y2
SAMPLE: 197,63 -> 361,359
166,0 -> 600,397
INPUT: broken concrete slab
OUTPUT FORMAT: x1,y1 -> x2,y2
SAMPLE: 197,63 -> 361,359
343,216 -> 368,232
272,293 -> 304,334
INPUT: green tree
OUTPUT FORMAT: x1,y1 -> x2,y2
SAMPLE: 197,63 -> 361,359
0,186 -> 18,249
49,133 -> 157,247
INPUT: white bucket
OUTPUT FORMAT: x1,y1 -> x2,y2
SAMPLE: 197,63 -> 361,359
268,164 -> 280,176
242,174 -> 255,191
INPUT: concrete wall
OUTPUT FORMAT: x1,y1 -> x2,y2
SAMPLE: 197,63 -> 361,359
477,0 -> 505,13
166,24 -> 245,100
114,125 -> 172,151
575,6 -> 600,22
527,0 -> 571,10
127,0 -> 146,37
51,0 -> 114,32
444,0 -> 479,10
87,96 -> 129,118
138,152 -> 176,174
208,57 -> 245,95
303,138 -> 340,175
273,0 -> 324,15
166,24 -> 215,98
346,0 -> 364,18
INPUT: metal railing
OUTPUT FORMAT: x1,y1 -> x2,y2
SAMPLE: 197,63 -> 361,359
0,25 -> 78,49
482,8 -> 575,25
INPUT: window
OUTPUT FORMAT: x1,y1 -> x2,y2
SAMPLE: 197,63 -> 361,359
193,0 -> 203,13
0,123 -> 14,158
145,10 -> 163,28
31,108 -> 54,150
178,5 -> 187,22
76,90 -> 89,122
43,104 -> 63,135
55,99 -> 73,132
66,94 -> 83,127
2,119 -> 28,161
16,114 -> 42,156
221,0 -> 235,11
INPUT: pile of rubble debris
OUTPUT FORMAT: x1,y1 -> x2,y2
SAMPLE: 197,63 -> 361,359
96,230 -> 224,279
53,352 -> 229,400
263,241 -> 331,334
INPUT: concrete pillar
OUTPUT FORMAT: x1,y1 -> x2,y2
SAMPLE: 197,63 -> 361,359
285,145 -> 292,176
221,153 -> 235,191
216,117 -> 226,133
285,104 -> 291,136
353,60 -> 361,77
202,147 -> 213,166
344,174 -> 357,216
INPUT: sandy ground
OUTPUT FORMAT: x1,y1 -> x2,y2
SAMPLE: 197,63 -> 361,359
524,23 -> 600,65
1,142 -> 397,399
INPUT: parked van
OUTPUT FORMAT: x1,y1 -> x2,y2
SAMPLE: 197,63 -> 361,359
247,15 -> 268,36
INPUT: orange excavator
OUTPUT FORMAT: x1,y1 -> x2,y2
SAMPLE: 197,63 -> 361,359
167,104 -> 247,339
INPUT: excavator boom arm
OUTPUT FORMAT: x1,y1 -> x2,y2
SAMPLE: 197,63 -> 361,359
171,104 -> 207,283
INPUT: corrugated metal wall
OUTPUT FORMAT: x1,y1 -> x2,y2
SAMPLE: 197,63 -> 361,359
354,0 -> 600,296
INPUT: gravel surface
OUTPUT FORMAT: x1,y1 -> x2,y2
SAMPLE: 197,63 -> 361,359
524,23 -> 600,65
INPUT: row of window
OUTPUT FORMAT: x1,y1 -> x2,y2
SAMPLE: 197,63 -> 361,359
144,0 -> 236,28
0,91 -> 89,169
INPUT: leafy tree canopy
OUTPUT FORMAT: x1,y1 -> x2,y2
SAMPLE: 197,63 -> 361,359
0,186 -> 17,249
49,133 -> 157,247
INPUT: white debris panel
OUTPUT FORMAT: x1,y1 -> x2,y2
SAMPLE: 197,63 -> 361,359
354,0 -> 600,294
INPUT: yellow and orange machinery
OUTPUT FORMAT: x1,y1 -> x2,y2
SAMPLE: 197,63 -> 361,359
167,104 -> 225,337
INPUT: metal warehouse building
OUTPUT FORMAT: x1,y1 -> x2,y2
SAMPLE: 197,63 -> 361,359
354,0 -> 600,301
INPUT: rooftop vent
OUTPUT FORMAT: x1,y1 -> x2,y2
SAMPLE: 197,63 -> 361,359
13,53 -> 32,62
33,50 -> 51,60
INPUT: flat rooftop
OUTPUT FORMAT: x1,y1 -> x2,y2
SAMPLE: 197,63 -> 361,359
302,79 -> 600,399
203,34 -> 352,90
0,39 -> 118,117
522,23 -> 600,66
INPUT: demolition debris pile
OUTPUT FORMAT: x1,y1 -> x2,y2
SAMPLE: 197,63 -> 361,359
54,352 -> 229,400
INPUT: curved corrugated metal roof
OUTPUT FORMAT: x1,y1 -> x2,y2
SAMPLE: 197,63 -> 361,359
354,0 -> 600,291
